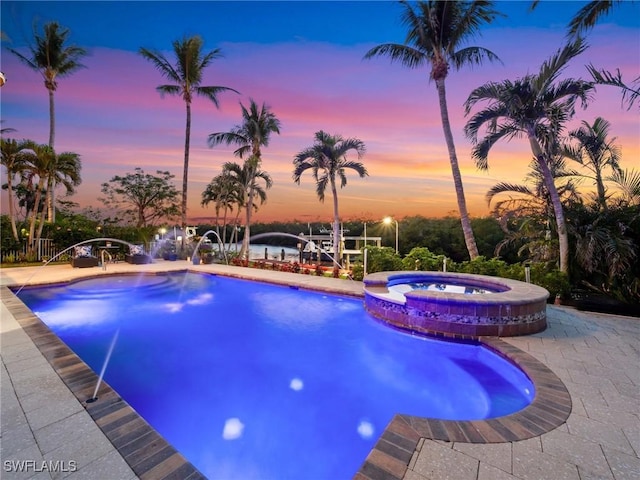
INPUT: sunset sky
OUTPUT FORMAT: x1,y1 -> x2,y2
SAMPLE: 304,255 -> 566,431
1,1 -> 639,225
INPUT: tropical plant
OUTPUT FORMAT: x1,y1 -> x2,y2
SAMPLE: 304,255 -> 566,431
201,168 -> 245,251
487,156 -> 581,262
562,117 -> 622,211
1,138 -> 32,240
540,0 -> 640,109
292,131 -> 368,266
363,246 -> 403,274
207,99 -> 281,259
464,40 -> 594,273
608,168 -> 640,206
586,64 -> 640,111
35,145 -> 81,242
100,168 -> 180,228
567,201 -> 639,304
8,21 -> 87,222
139,35 -> 238,242
401,247 -> 447,271
364,0 -> 504,261
16,142 -> 81,252
216,159 -> 273,252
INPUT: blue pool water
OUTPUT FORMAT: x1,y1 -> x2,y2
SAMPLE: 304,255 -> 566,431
18,272 -> 534,479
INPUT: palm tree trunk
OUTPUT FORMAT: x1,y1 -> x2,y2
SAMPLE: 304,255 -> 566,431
241,155 -> 259,261
242,188 -> 253,260
48,88 -> 56,223
435,78 -> 479,260
595,170 -> 607,211
529,134 -> 570,273
28,181 -> 45,253
36,204 -> 46,247
48,88 -> 55,149
46,175 -> 55,223
181,101 -> 191,252
6,175 -> 19,241
330,178 -> 341,268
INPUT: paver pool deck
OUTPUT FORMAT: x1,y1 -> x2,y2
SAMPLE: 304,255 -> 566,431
1,261 -> 638,480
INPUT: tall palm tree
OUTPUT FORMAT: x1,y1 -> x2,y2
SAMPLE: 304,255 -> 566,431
1,138 -> 31,240
364,0 -> 503,260
563,117 -> 621,211
207,99 -> 281,259
464,40 -> 594,273
293,131 -> 368,266
140,35 -> 238,245
8,22 -> 87,223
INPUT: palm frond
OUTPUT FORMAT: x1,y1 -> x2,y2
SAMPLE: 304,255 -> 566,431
567,0 -> 616,38
586,64 -> 640,110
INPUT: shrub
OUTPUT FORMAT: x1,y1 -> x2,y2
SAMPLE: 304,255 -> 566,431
365,246 -> 403,274
401,247 -> 447,271
351,263 -> 365,281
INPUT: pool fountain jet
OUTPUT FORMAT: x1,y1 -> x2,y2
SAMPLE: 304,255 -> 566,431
15,238 -> 144,295
86,328 -> 120,403
192,230 -> 228,264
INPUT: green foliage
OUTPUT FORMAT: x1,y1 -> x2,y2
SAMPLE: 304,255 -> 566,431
100,168 -> 180,228
364,246 -> 403,273
351,262 -> 365,281
537,270 -> 571,300
401,247 -> 446,271
452,256 -> 511,277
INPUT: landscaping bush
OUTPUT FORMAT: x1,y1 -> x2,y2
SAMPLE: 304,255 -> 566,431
364,246 -> 403,274
401,247 -> 447,271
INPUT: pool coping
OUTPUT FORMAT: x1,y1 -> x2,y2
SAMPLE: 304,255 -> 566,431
1,266 -> 572,480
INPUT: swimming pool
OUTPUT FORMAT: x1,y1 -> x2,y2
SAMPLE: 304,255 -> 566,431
17,272 -> 534,479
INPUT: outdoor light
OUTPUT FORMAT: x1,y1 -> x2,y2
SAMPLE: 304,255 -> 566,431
383,216 -> 399,253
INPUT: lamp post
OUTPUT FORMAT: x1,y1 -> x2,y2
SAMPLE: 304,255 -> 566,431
383,216 -> 398,254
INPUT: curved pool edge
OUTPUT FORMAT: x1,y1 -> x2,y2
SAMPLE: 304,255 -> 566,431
356,336 -> 572,479
2,268 -> 571,480
364,271 -> 550,337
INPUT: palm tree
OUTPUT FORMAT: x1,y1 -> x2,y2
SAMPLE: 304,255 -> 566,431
563,117 -> 621,211
8,22 -> 87,223
1,138 -> 31,240
464,40 -> 594,273
532,1 -> 640,109
219,159 -> 272,256
207,99 -> 281,259
17,142 -> 54,251
35,149 -> 81,242
140,35 -> 238,246
608,168 -> 640,206
18,143 -> 81,252
201,169 -> 244,252
586,65 -> 640,111
487,157 -> 580,262
293,131 -> 367,267
364,0 -> 503,260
